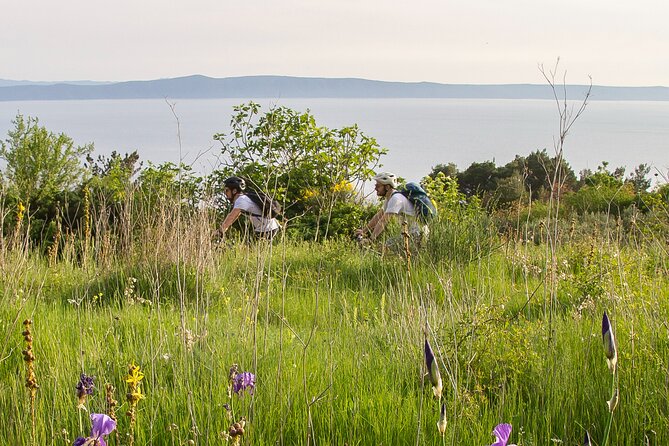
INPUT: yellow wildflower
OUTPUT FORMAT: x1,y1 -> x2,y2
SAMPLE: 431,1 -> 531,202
125,364 -> 144,386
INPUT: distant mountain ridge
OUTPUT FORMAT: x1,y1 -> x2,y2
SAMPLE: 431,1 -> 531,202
0,79 -> 112,87
0,75 -> 667,101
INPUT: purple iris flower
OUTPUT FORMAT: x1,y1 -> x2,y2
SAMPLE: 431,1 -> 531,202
233,372 -> 256,395
72,413 -> 116,446
490,423 -> 517,446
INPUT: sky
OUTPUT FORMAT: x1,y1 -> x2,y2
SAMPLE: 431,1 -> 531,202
1,0 -> 668,86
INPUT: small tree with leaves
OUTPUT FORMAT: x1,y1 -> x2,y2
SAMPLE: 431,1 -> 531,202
0,114 -> 93,244
212,102 -> 386,239
1,114 -> 92,205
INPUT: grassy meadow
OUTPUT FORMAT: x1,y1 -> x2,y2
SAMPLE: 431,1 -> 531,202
1,200 -> 668,446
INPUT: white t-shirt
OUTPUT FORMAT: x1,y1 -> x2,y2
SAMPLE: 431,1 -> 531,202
233,194 -> 281,233
384,192 -> 416,216
384,192 -> 424,236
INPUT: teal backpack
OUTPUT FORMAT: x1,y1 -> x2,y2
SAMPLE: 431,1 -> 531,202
394,182 -> 438,223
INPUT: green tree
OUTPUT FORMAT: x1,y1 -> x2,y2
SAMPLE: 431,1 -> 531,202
212,102 -> 386,238
457,161 -> 499,197
567,163 -> 635,215
86,150 -> 141,203
0,114 -> 93,204
136,161 -> 203,210
626,163 -> 651,194
429,162 -> 459,179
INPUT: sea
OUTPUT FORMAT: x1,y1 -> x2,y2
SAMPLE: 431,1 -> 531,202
0,98 -> 667,185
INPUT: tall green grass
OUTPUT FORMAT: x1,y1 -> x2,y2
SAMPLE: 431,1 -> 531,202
0,201 -> 668,445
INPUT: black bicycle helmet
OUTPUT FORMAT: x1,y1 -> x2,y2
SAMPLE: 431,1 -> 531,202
223,176 -> 246,191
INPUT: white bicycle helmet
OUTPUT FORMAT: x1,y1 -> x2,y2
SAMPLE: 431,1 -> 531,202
373,172 -> 397,188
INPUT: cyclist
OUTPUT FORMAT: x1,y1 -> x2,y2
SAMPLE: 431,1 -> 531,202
356,172 -> 425,246
218,176 -> 280,240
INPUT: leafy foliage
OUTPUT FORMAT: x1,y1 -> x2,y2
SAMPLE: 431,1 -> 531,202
0,114 -> 92,204
211,102 -> 386,237
567,163 -> 636,215
429,149 -> 576,208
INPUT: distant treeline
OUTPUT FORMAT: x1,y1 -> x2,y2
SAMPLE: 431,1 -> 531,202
1,106 -> 668,255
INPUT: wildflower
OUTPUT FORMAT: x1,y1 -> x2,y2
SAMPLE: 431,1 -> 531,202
490,423 -> 517,446
125,363 -> 144,387
424,337 -> 442,399
437,402 -> 447,435
125,363 -> 145,446
584,430 -> 591,445
233,372 -> 256,395
128,385 -> 145,402
73,413 -> 116,446
76,373 -> 95,409
602,312 -> 618,373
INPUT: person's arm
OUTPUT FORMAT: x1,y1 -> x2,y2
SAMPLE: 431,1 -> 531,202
356,208 -> 384,237
371,212 -> 394,240
219,208 -> 243,236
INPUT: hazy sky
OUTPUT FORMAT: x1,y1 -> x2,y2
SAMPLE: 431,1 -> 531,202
2,0 -> 667,86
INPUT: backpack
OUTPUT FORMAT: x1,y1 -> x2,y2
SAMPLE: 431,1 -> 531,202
395,182 -> 437,223
244,191 -> 282,218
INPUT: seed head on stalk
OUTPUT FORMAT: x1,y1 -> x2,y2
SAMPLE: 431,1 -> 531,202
22,319 -> 38,443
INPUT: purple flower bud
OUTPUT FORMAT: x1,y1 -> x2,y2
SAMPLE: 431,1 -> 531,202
76,373 -> 95,399
584,430 -> 591,445
437,402 -> 447,435
424,338 -> 442,399
602,312 -> 618,373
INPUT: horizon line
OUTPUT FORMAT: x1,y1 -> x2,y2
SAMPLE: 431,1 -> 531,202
1,74 -> 667,89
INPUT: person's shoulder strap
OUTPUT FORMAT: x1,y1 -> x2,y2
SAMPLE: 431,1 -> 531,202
236,194 -> 263,218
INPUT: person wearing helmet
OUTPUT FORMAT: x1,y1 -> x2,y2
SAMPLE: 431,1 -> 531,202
356,172 -> 424,245
218,176 -> 281,239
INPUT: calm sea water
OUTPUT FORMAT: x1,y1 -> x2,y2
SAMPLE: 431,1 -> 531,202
0,98 -> 667,183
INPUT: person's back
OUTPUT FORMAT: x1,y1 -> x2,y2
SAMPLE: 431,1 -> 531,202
232,193 -> 280,236
384,190 -> 423,236
218,177 -> 280,240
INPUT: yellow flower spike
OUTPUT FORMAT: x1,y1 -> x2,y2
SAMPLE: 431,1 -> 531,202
125,364 -> 144,386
